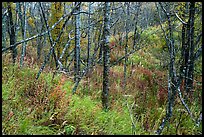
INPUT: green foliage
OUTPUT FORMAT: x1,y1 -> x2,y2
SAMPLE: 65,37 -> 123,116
19,117 -> 32,134
2,65 -> 68,135
140,25 -> 165,47
61,80 -> 74,95
64,94 -> 141,135
127,51 -> 161,70
26,126 -> 56,135
27,13 -> 35,28
2,53 -> 202,135
64,125 -> 76,135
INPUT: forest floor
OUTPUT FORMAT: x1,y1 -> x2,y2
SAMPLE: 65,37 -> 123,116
2,43 -> 202,135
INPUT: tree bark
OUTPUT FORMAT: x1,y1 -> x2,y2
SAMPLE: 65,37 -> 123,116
186,2 -> 195,93
156,2 -> 177,134
123,2 -> 130,90
20,2 -> 27,67
133,3 -> 141,50
87,2 -> 92,71
7,2 -> 17,64
102,2 -> 111,110
74,2 -> 81,82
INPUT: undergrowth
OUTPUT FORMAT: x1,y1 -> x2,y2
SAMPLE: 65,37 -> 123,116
2,24 -> 202,135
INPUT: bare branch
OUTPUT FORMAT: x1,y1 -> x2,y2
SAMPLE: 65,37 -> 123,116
72,11 -> 94,15
177,85 -> 196,123
59,30 -> 75,60
175,12 -> 187,25
196,112 -> 202,127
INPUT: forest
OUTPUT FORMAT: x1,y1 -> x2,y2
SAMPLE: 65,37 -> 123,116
2,2 -> 202,135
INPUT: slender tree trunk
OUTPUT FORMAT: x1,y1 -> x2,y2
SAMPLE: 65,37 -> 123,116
74,2 -> 81,82
16,2 -> 24,42
179,23 -> 187,81
91,22 -> 102,66
37,5 -> 45,61
102,2 -> 110,110
133,21 -> 138,50
186,2 -> 195,93
20,2 -> 27,67
98,25 -> 104,64
37,25 -> 44,60
87,2 -> 92,70
123,2 -> 130,90
133,4 -> 140,50
7,2 -> 17,64
2,10 -> 6,49
156,2 -> 177,134
112,3 -> 116,36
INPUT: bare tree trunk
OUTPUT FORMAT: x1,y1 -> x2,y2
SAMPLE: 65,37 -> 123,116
37,24 -> 45,61
156,2 -> 177,134
102,2 -> 111,110
87,2 -> 92,71
36,4 -> 46,61
7,2 -> 17,64
74,2 -> 81,82
91,22 -> 102,66
179,22 -> 187,82
2,9 -> 7,49
186,2 -> 195,93
16,2 -> 24,40
123,2 -> 130,90
133,3 -> 141,50
20,2 -> 27,67
98,26 -> 104,64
